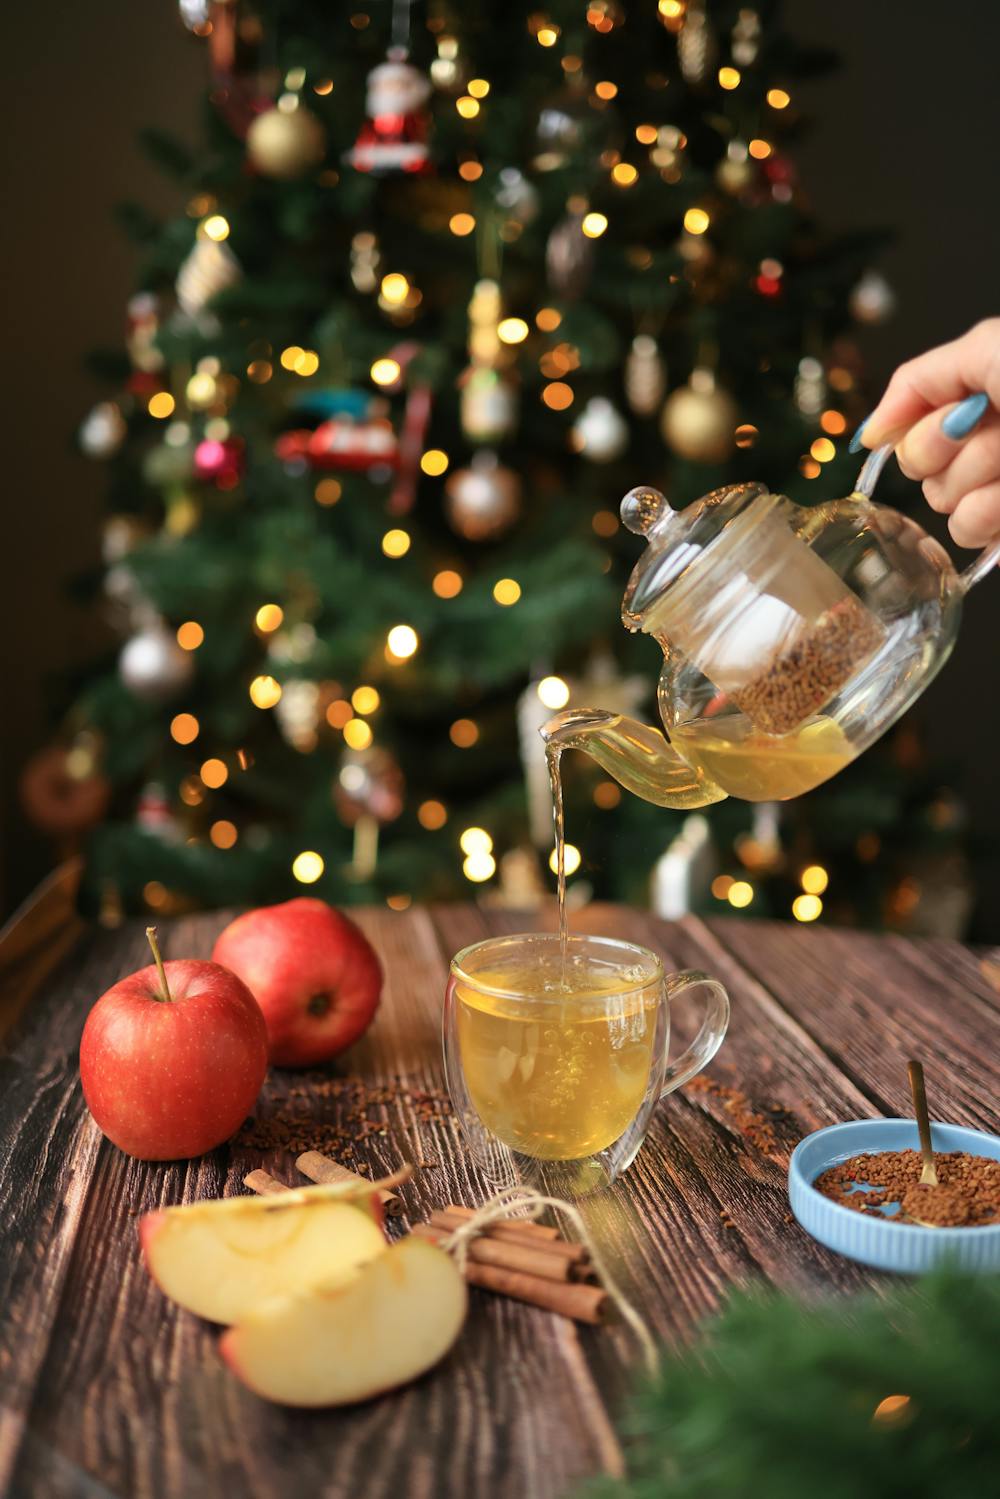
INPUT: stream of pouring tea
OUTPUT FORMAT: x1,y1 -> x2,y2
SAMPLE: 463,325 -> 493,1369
546,744 -> 569,973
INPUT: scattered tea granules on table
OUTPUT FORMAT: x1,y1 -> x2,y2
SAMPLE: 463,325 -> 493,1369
686,1074 -> 784,1161
813,1148 -> 1000,1226
236,1071 -> 454,1158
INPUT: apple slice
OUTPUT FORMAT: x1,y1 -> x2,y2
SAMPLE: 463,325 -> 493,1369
139,1184 -> 387,1325
219,1236 -> 467,1406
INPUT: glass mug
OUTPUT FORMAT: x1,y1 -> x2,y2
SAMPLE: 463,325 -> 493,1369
443,933 -> 729,1196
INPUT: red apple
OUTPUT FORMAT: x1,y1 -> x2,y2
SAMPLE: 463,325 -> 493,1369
212,898 -> 382,1067
80,927 -> 268,1160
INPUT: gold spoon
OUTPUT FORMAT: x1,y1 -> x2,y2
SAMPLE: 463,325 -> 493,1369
900,1060 -> 972,1227
907,1059 -> 938,1187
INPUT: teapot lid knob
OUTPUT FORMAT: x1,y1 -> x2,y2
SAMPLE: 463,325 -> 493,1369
620,486 -> 670,536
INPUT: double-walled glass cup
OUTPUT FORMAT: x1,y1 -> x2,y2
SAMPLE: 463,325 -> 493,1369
443,932 -> 729,1196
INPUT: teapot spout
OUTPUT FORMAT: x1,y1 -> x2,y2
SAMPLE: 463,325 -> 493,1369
540,709 -> 727,810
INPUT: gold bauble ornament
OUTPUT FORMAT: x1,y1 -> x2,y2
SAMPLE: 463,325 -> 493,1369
660,371 -> 738,463
247,105 -> 326,180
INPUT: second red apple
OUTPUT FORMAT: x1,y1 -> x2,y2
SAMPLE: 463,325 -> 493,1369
212,898 -> 382,1066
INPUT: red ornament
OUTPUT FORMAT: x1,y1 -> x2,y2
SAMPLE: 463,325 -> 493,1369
19,744 -> 110,840
129,370 -> 164,399
194,435 -> 245,487
349,59 -> 432,175
389,383 -> 433,514
764,153 -> 796,187
755,274 -> 782,297
276,417 -> 399,472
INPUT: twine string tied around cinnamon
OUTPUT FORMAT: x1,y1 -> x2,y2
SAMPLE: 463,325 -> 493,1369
441,1184 -> 659,1375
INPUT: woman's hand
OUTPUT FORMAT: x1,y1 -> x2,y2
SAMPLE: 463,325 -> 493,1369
851,319 -> 1000,547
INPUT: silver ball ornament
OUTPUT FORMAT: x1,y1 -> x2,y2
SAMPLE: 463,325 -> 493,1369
850,269 -> 896,325
572,397 -> 629,462
80,402 -> 126,458
119,623 -> 195,703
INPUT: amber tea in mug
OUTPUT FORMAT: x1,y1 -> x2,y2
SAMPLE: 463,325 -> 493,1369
444,933 -> 729,1192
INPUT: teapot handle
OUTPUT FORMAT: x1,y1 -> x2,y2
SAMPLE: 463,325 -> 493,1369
855,435 -> 1000,593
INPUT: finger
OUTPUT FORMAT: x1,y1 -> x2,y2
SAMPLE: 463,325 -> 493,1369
856,319 -> 1000,447
896,402 -> 996,481
915,419 -> 1000,514
948,482 -> 1000,549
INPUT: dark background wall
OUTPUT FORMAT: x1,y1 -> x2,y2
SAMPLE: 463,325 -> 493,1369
3,2 -> 999,927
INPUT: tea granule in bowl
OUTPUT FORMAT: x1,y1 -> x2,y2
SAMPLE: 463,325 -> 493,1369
813,1148 -> 1000,1227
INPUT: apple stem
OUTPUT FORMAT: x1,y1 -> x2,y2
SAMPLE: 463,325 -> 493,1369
146,926 -> 173,1003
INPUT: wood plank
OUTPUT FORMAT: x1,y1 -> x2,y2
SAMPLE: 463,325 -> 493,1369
0,859 -> 85,1049
4,909 -> 627,1499
0,921 -> 149,1495
707,917 -> 1000,1135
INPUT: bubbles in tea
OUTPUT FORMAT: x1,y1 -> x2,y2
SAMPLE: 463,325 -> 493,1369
456,950 -> 660,1160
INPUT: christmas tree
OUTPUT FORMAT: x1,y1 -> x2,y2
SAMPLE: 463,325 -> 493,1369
42,0 -> 963,927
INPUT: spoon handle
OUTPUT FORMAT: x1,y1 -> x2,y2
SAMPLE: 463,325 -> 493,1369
907,1059 -> 937,1184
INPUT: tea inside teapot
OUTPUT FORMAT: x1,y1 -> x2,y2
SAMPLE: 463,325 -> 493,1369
542,445 -> 1000,810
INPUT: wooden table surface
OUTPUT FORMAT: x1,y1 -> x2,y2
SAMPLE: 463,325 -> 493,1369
2,900 -> 1000,1499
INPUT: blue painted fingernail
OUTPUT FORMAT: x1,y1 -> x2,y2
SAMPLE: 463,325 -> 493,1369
849,417 -> 870,454
942,391 -> 989,440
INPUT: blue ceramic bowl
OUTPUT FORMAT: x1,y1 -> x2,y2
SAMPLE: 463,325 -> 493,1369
788,1118 -> 1000,1274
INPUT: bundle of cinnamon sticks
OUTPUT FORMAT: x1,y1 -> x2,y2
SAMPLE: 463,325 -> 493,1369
245,1153 -> 606,1324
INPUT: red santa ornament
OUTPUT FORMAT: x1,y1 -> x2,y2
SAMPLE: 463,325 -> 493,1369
349,55 -> 432,175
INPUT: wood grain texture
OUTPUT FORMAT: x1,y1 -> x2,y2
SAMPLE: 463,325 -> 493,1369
2,901 -> 998,1499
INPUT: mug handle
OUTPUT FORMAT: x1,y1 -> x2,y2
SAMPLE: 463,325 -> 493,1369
659,969 -> 730,1100
855,434 -> 1000,593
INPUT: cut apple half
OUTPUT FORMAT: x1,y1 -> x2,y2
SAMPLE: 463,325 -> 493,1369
139,1183 -> 387,1325
220,1235 -> 468,1406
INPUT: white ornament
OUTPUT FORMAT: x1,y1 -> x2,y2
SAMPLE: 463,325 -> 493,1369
794,356 -> 826,418
651,815 -> 716,919
518,654 -> 646,847
625,336 -> 667,417
267,623 -> 317,666
80,402 -> 126,458
275,679 -> 320,751
136,782 -> 181,842
572,397 -> 628,462
176,238 -> 241,322
494,167 -> 540,224
460,367 -> 518,444
119,622 -> 194,703
178,0 -> 210,29
850,269 -> 896,325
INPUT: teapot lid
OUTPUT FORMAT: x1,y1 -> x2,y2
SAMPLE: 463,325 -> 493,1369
620,481 -> 769,630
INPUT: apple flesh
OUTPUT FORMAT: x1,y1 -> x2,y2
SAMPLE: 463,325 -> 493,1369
212,898 -> 382,1067
80,932 -> 268,1160
220,1235 -> 467,1406
139,1184 -> 386,1324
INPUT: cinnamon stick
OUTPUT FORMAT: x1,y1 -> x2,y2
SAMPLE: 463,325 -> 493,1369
411,1222 -> 573,1283
428,1208 -> 590,1266
411,1226 -> 607,1324
241,1174 -> 606,1323
296,1150 -> 403,1214
243,1169 -> 289,1196
441,1203 -> 560,1241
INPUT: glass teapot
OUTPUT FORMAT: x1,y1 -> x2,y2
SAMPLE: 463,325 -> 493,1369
542,445 -> 1000,806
